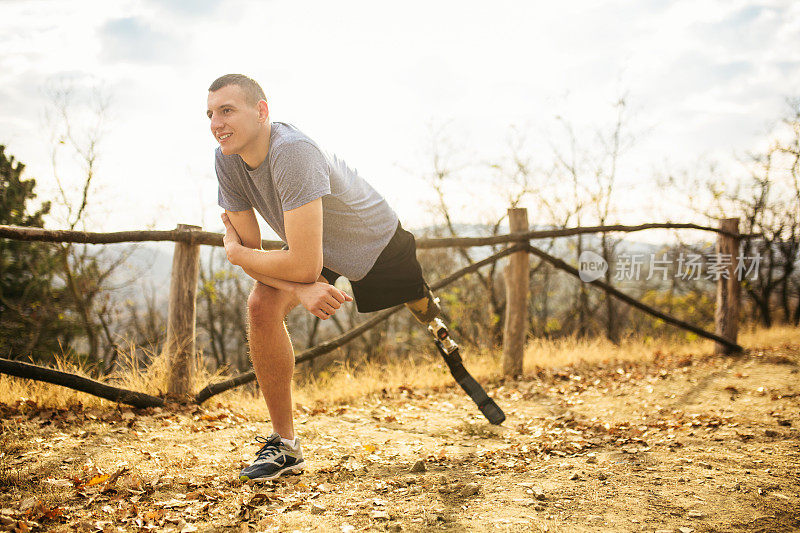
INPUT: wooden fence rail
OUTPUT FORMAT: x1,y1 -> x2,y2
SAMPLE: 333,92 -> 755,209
0,209 -> 745,406
0,221 -> 748,248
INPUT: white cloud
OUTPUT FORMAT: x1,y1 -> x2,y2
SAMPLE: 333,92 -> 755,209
0,0 -> 798,235
98,17 -> 184,64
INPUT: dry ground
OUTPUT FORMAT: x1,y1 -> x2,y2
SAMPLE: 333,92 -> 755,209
1,330 -> 799,532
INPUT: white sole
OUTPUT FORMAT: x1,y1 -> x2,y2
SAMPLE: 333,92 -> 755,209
242,461 -> 305,482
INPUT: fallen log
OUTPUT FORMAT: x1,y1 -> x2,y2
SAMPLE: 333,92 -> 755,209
0,358 -> 165,408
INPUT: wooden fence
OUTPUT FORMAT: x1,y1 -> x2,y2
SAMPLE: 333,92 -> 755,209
0,209 -> 746,408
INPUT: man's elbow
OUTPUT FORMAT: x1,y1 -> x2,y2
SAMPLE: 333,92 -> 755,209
296,256 -> 323,284
299,264 -> 323,284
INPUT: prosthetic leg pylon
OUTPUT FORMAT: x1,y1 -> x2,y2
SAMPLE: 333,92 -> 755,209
405,288 -> 506,425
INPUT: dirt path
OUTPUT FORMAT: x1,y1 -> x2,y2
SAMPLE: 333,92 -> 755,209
2,344 -> 799,532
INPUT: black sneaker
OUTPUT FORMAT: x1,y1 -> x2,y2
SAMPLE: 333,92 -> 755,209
239,433 -> 305,482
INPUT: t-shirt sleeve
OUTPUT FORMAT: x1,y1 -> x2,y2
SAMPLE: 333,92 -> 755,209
215,151 -> 252,211
272,141 -> 331,211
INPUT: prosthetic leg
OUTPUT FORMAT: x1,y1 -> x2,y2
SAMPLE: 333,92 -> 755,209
405,287 -> 506,425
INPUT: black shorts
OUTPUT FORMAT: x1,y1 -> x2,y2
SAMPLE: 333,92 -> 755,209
322,221 -> 427,313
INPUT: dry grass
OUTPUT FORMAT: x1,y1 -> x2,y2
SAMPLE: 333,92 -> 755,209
524,323 -> 800,369
2,323 -> 799,415
0,339 -> 227,410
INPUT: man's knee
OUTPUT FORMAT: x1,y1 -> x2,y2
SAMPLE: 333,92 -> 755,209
247,282 -> 297,321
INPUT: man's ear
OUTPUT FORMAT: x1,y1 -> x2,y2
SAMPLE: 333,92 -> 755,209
257,99 -> 269,122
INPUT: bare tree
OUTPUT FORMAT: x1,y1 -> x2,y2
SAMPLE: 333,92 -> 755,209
418,122 -> 550,347
774,98 -> 800,325
547,95 -> 635,342
42,79 -> 139,375
550,116 -> 594,337
122,282 -> 166,360
196,247 -> 250,372
661,97 -> 800,328
592,97 -> 634,344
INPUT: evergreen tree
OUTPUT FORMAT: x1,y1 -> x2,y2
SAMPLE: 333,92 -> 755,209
0,145 -> 74,361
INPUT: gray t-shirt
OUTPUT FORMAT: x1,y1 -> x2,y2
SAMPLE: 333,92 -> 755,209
216,121 -> 399,281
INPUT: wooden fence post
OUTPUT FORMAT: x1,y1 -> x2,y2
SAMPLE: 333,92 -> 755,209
714,218 -> 741,355
166,224 -> 202,400
503,208 -> 529,377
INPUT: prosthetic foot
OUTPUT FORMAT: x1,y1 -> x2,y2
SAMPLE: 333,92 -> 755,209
405,288 -> 506,425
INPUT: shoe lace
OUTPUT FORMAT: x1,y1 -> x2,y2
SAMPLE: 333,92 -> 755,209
254,435 -> 282,461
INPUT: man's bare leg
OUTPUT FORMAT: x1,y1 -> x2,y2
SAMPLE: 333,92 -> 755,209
247,281 -> 300,440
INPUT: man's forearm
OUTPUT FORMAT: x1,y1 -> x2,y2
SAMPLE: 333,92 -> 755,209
241,265 -> 311,293
234,247 -> 320,283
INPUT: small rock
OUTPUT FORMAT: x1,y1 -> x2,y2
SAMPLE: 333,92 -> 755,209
765,429 -> 778,437
532,487 -> 546,500
655,530 -> 673,533
598,472 -> 607,481
460,482 -> 480,497
310,503 -> 326,515
569,473 -> 580,481
586,453 -> 597,464
449,482 -> 464,493
534,503 -> 546,512
697,462 -> 712,470
687,510 -> 704,518
777,419 -> 791,427
679,528 -> 695,533
370,510 -> 390,520
409,460 -> 426,473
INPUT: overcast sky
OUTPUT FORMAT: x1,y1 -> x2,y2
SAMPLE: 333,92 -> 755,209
1,0 -> 798,241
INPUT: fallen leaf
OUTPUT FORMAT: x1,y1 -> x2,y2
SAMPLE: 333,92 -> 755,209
87,474 -> 110,487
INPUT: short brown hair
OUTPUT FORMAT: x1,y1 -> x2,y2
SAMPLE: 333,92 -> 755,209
208,74 -> 266,106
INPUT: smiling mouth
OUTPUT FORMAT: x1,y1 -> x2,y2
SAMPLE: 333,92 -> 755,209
218,133 -> 232,142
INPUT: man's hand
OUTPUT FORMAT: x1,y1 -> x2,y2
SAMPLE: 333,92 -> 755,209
295,282 -> 353,320
221,212 -> 245,265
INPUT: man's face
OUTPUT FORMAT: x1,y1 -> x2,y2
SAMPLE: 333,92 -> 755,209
207,84 -> 265,156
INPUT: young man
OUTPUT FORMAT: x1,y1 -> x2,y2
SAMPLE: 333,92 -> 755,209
208,74 -> 430,481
